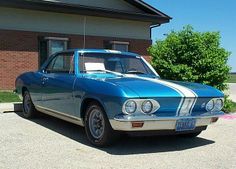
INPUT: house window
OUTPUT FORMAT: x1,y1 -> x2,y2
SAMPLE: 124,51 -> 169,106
38,37 -> 69,66
104,41 -> 129,52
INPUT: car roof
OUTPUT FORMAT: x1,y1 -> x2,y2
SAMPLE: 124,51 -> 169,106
62,49 -> 139,57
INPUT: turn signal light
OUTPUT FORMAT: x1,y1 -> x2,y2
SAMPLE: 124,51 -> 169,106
131,121 -> 144,128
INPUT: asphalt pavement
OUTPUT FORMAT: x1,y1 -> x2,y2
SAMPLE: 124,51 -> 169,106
0,112 -> 235,169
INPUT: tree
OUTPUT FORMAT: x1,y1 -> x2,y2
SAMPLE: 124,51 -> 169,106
148,25 -> 230,91
148,25 -> 232,112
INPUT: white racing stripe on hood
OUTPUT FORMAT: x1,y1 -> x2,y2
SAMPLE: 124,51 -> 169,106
125,75 -> 198,116
125,75 -> 197,97
153,79 -> 198,116
154,79 -> 198,116
140,57 -> 197,97
157,79 -> 197,98
125,74 -> 184,97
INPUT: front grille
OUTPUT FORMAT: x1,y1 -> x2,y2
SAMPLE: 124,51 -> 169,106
153,97 -> 212,117
178,98 -> 196,116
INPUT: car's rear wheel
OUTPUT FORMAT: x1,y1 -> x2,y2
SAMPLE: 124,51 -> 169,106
84,102 -> 117,147
178,131 -> 202,138
22,90 -> 37,119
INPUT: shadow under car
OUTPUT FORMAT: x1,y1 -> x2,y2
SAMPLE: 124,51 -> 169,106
14,111 -> 215,155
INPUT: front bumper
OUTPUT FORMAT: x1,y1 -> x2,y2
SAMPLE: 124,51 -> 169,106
109,112 -> 224,131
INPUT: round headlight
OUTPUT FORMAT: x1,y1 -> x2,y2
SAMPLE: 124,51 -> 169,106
215,99 -> 223,111
206,99 -> 214,111
142,100 -> 153,114
124,100 -> 137,114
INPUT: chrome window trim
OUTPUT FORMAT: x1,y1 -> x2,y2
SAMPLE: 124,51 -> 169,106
141,57 -> 159,77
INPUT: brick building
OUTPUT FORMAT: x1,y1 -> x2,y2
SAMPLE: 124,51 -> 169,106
0,0 -> 171,89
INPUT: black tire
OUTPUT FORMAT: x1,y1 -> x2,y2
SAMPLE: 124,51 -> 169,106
22,90 -> 37,119
178,131 -> 202,138
84,102 -> 118,147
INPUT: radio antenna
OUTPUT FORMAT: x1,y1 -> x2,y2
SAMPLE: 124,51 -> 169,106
82,16 -> 87,72
83,16 -> 86,49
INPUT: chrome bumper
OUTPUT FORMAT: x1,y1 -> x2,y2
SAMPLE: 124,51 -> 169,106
109,112 -> 224,131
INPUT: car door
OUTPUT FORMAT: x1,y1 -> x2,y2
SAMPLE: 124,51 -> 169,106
41,52 -> 77,116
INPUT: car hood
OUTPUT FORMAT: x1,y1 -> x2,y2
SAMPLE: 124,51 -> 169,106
98,75 -> 224,98
168,80 -> 224,97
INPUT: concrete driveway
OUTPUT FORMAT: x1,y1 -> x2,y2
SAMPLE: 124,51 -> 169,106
228,83 -> 236,102
0,112 -> 235,169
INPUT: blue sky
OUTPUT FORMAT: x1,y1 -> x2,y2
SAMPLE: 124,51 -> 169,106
144,0 -> 236,72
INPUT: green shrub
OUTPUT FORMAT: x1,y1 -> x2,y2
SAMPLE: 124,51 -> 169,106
223,96 -> 234,113
148,25 -> 233,112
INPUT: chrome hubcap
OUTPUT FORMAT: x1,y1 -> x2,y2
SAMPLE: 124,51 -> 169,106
23,93 -> 31,114
89,109 -> 105,139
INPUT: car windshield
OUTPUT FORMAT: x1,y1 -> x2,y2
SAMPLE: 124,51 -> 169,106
79,53 -> 156,76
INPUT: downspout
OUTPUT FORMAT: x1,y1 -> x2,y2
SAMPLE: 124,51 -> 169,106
149,24 -> 161,40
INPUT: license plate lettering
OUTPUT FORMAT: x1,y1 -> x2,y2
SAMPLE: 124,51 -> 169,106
176,118 -> 196,131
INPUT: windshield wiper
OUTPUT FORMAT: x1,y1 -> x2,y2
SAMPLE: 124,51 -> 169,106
86,69 -> 124,76
126,70 -> 146,74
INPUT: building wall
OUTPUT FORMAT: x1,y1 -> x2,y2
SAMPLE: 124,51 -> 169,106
0,7 -> 151,40
0,29 -> 152,90
57,0 -> 143,13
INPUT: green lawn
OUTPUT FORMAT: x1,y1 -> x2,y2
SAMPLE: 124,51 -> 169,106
229,74 -> 236,83
0,91 -> 21,103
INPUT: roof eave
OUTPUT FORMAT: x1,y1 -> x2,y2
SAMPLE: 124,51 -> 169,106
0,0 -> 170,25
124,0 -> 172,19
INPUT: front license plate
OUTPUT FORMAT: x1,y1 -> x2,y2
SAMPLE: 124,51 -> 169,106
176,118 -> 196,131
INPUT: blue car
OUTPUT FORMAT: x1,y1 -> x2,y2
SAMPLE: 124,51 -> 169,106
15,49 -> 224,146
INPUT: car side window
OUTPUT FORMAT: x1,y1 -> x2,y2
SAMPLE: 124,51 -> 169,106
46,53 -> 74,74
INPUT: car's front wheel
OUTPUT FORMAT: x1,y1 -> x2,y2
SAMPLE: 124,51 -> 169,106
84,102 -> 117,147
22,90 -> 37,119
